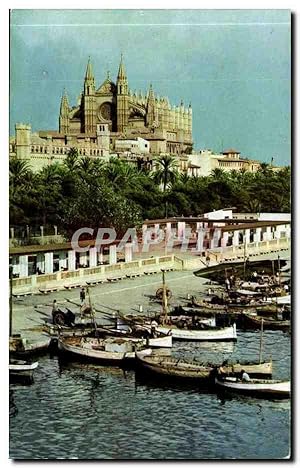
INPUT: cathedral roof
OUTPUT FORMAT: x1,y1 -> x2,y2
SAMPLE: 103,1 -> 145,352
96,77 -> 116,94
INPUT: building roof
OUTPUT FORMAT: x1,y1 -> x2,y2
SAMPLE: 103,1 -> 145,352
217,157 -> 246,163
222,149 -> 240,155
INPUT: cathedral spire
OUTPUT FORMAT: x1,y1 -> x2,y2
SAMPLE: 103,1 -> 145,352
147,83 -> 155,106
59,89 -> 70,133
60,89 -> 69,115
85,56 -> 94,81
117,53 -> 127,81
84,57 -> 95,96
117,53 -> 128,96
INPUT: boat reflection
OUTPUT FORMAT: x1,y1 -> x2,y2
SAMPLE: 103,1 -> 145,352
9,389 -> 18,418
57,356 -> 130,379
134,368 -> 214,395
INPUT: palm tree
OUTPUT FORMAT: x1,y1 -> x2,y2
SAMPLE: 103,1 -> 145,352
178,172 -> 190,186
64,147 -> 79,171
9,158 -> 30,190
105,158 -> 142,189
78,156 -> 95,178
258,162 -> 272,177
37,164 -> 63,226
152,155 -> 179,217
242,198 -> 262,214
152,155 -> 179,192
210,168 -> 228,181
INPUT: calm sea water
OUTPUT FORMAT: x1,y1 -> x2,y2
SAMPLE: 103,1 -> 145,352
9,331 -> 291,460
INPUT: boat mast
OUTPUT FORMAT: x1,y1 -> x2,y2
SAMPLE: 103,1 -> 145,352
278,255 -> 281,286
161,269 -> 168,325
86,286 -> 98,335
243,239 -> 247,280
259,318 -> 264,364
9,263 -> 13,337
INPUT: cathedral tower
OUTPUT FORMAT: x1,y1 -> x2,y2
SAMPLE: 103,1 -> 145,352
146,84 -> 158,128
83,57 -> 96,133
59,90 -> 70,134
116,54 -> 129,133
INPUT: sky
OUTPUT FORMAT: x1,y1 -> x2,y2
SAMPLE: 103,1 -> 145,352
10,9 -> 291,165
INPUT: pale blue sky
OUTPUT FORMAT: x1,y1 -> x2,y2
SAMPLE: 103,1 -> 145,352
10,9 -> 291,165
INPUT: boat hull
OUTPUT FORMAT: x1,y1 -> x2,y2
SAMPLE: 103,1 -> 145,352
9,361 -> 38,380
136,353 -> 213,379
156,324 -> 237,341
243,314 -> 290,331
58,338 -> 152,366
221,361 -> 272,378
215,377 -> 290,398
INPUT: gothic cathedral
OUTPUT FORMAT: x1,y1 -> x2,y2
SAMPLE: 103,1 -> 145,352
59,56 -> 193,155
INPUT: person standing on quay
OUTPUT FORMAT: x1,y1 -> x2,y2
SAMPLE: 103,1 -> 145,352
80,287 -> 86,304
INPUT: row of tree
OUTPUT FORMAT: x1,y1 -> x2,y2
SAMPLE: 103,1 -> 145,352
9,150 -> 291,238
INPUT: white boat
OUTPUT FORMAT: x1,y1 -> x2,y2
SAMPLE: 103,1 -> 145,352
272,294 -> 290,305
156,323 -> 237,342
144,334 -> 172,348
215,376 -> 290,398
9,359 -> 39,379
58,336 -> 152,364
103,332 -> 172,349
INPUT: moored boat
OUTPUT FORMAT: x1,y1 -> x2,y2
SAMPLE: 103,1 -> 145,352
218,361 -> 272,378
136,353 -> 272,380
156,323 -> 237,342
242,313 -> 290,331
9,335 -> 51,356
58,336 -> 152,365
215,376 -> 290,398
136,352 -> 213,379
9,359 -> 39,380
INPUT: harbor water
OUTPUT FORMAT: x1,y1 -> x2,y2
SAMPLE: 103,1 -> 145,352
9,330 -> 291,460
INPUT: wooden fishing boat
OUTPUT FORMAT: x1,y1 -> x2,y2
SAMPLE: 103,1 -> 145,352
43,323 -> 96,337
9,359 -> 39,379
215,376 -> 290,398
45,321 -> 172,348
156,323 -> 237,342
136,352 -> 214,379
136,353 -> 272,380
243,313 -> 290,331
190,296 -> 224,310
218,361 -> 272,377
58,336 -> 152,365
9,335 -> 51,356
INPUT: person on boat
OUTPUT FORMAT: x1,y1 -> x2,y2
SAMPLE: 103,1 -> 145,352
150,320 -> 158,338
52,300 -> 58,314
51,300 -> 59,323
218,364 -> 227,377
225,278 -> 230,291
241,369 -> 251,382
80,287 -> 86,304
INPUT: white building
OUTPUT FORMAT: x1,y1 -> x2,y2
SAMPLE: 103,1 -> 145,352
114,137 -> 150,154
187,149 -> 262,177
